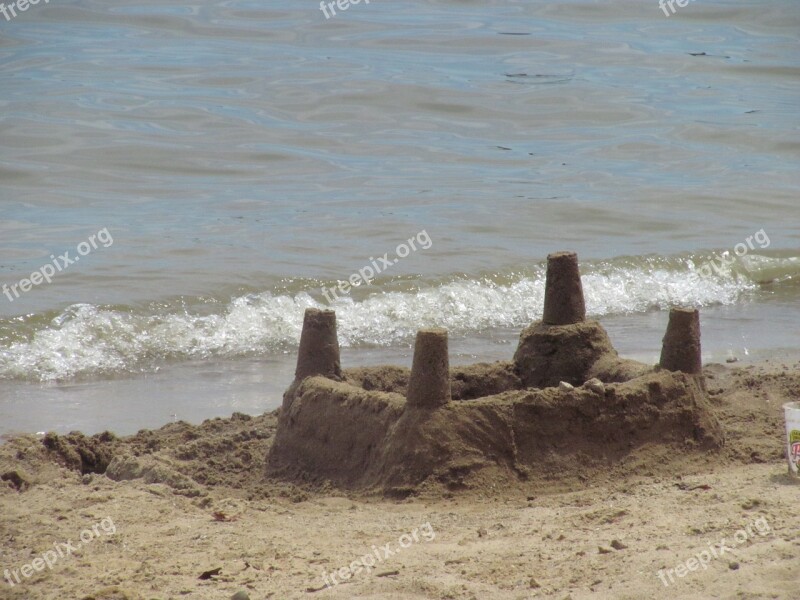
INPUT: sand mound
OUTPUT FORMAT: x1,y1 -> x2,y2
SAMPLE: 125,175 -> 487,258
13,413 -> 291,500
513,320 -> 649,387
106,453 -> 205,497
41,431 -> 118,474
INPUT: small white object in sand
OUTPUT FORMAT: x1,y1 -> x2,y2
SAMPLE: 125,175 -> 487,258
584,378 -> 605,394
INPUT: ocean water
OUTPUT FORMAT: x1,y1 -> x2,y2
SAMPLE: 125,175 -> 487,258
1,0 -> 798,435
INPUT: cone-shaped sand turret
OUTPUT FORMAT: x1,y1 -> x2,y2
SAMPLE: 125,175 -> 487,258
295,308 -> 342,381
542,251 -> 586,325
659,307 -> 702,374
406,328 -> 451,409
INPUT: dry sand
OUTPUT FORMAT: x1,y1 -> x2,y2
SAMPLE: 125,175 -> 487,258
1,362 -> 798,600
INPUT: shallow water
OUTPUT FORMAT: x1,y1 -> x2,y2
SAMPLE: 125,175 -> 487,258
1,0 -> 798,434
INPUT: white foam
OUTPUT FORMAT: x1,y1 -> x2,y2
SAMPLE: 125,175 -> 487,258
0,257 -> 775,381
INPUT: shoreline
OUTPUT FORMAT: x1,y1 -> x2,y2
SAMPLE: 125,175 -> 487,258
3,330 -> 800,440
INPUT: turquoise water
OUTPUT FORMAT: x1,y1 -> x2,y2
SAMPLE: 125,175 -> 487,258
1,0 -> 798,434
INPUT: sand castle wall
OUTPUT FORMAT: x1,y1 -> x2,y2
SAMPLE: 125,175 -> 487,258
271,377 -> 405,487
269,369 -> 722,492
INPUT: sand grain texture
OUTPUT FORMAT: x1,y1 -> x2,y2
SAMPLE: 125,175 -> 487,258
1,363 -> 798,600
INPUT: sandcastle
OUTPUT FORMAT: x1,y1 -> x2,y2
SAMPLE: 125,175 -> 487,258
267,252 -> 723,494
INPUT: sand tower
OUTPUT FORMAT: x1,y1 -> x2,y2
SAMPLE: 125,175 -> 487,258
513,252 -> 622,387
542,251 -> 586,325
295,308 -> 342,382
406,328 -> 451,409
659,307 -> 702,374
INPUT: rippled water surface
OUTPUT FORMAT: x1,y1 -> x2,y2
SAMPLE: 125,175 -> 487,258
1,0 -> 798,434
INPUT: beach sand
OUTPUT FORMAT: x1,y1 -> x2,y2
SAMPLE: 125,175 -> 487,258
1,362 -> 798,600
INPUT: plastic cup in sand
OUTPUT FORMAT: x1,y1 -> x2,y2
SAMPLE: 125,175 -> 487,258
784,401 -> 800,478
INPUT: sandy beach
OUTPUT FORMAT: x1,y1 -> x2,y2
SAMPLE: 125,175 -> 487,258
1,2 -> 798,599
1,360 -> 798,600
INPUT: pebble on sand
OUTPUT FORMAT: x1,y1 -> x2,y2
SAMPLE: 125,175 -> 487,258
583,378 -> 605,394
